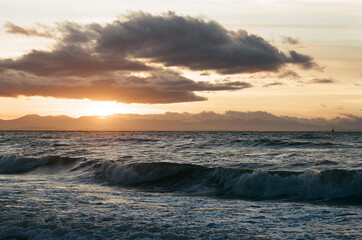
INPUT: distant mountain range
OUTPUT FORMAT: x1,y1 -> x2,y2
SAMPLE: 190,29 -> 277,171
0,111 -> 361,131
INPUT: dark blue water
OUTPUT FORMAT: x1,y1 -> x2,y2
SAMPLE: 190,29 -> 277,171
0,131 -> 361,239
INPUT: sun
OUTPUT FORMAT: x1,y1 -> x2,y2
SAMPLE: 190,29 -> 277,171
80,100 -> 134,117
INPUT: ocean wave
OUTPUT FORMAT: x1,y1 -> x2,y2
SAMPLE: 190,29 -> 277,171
0,154 -> 80,174
52,143 -> 70,147
216,168 -> 361,201
2,153 -> 361,203
315,160 -> 339,166
232,138 -> 343,148
116,138 -> 160,143
95,161 -> 207,185
96,161 -> 362,202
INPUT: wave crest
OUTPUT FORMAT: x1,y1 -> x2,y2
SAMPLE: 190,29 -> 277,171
0,154 -> 80,174
216,168 -> 361,200
96,161 -> 206,185
2,155 -> 360,203
96,161 -> 362,202
232,138 -> 342,148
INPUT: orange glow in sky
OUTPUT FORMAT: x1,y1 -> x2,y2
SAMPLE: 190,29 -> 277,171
0,0 -> 361,120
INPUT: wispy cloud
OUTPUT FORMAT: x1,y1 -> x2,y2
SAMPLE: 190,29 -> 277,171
281,36 -> 299,45
278,70 -> 300,79
4,21 -> 53,38
311,78 -> 335,84
263,82 -> 284,88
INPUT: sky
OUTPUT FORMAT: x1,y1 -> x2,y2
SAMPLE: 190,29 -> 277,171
0,0 -> 361,120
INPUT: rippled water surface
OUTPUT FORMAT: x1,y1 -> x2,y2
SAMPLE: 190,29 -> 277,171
0,131 -> 361,239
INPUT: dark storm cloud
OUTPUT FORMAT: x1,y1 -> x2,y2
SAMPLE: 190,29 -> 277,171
4,22 -> 52,38
281,36 -> 299,45
0,12 -> 317,103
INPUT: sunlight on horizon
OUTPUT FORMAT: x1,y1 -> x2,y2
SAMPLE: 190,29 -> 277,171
0,96 -> 166,120
79,101 -> 135,117
0,1 -> 361,121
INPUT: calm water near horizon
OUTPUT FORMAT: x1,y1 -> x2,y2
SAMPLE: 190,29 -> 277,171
0,131 -> 361,239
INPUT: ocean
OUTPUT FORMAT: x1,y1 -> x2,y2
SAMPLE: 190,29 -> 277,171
0,131 -> 361,239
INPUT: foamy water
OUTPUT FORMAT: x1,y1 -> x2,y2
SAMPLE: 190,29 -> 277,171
0,131 -> 361,239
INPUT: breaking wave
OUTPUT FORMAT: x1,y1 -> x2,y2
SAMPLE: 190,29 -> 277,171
2,154 -> 361,203
96,161 -> 362,203
0,154 -> 80,174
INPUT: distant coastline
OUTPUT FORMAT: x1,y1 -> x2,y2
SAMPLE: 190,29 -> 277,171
1,111 -> 361,131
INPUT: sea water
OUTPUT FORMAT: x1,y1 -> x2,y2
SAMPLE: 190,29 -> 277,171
0,131 -> 361,239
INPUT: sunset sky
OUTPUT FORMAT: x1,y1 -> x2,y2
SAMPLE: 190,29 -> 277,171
0,0 -> 361,120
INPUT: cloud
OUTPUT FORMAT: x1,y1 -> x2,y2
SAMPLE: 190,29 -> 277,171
335,106 -> 345,110
278,70 -> 300,79
0,12 -> 318,104
311,78 -> 334,84
288,50 -> 317,69
263,82 -> 284,88
281,36 -> 299,45
96,12 -> 317,73
0,69 -> 250,103
0,46 -> 151,77
4,21 -> 52,38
